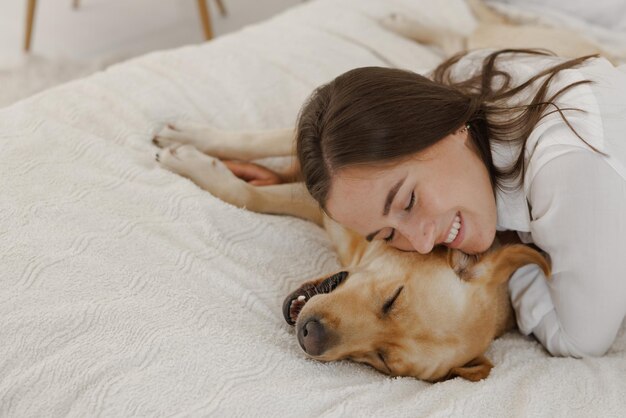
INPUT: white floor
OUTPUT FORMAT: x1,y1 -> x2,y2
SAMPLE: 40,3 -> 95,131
0,0 -> 300,106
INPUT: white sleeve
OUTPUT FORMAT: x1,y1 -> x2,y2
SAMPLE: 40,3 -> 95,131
508,150 -> 626,357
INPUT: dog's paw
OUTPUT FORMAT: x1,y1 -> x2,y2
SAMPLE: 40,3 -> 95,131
155,144 -> 252,207
153,121 -> 223,154
381,12 -> 402,24
155,143 -> 207,176
380,12 -> 415,35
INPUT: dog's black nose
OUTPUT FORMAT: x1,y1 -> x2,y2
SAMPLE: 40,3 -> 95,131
298,318 -> 327,356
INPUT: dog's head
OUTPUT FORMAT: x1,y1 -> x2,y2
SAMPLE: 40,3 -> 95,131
283,220 -> 549,382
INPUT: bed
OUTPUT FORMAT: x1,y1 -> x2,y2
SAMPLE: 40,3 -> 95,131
2,0 -> 625,416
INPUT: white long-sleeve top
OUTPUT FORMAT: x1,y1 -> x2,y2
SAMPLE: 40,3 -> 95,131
453,51 -> 626,357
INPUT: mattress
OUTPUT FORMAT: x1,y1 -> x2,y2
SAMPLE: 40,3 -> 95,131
2,0 -> 625,416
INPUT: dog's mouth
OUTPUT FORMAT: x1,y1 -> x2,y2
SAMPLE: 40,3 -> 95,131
282,271 -> 348,326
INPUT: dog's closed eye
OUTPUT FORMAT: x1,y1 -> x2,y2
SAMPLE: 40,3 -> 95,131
382,286 -> 404,315
377,350 -> 392,374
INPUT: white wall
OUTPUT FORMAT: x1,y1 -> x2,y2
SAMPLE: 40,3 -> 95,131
0,0 -> 298,68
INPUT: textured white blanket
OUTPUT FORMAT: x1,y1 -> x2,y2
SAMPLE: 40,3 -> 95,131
2,0 -> 625,416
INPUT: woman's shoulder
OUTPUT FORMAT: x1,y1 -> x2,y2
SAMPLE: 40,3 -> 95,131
450,49 -> 569,81
523,57 -> 626,184
449,49 -> 626,97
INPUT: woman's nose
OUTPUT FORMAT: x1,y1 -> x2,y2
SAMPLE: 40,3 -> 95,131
404,221 -> 436,254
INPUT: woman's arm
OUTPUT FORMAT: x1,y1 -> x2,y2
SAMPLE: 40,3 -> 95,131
222,160 -> 301,186
509,151 -> 626,357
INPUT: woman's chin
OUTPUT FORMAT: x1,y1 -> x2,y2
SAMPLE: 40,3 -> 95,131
461,233 -> 495,255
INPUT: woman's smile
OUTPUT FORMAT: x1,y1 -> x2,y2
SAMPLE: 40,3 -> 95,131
442,212 -> 462,246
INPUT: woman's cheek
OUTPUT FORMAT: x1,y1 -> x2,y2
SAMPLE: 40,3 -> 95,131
469,218 -> 496,254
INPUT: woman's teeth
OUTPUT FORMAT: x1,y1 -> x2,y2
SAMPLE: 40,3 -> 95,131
444,215 -> 461,244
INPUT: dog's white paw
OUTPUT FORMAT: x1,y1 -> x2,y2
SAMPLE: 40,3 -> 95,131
380,13 -> 415,35
153,121 -> 224,155
155,143 -> 205,174
155,143 -> 252,207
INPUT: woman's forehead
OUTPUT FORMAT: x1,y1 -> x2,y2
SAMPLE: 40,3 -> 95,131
336,159 -> 415,182
332,165 -> 400,196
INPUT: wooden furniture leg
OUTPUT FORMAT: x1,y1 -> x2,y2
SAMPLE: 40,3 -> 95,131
24,0 -> 37,52
215,0 -> 227,17
196,0 -> 213,40
24,0 -> 224,51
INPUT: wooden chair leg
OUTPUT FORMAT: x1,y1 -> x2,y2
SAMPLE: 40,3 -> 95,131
24,0 -> 37,52
196,0 -> 213,40
214,0 -> 227,17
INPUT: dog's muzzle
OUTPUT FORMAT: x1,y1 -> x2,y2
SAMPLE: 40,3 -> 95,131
282,271 -> 348,326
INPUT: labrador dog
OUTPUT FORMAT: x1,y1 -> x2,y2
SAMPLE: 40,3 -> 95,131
381,0 -> 617,63
152,126 -> 550,382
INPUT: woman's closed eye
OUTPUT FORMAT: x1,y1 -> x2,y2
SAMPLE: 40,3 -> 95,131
383,229 -> 395,243
405,191 -> 415,212
383,191 -> 415,243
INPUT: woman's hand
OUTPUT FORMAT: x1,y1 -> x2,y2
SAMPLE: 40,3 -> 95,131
221,160 -> 284,186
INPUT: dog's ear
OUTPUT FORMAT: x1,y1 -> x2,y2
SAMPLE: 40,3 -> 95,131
447,249 -> 481,281
446,355 -> 493,382
485,244 -> 551,285
450,245 -> 551,285
323,217 -> 370,267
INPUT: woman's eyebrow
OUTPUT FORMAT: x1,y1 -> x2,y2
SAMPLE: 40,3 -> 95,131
365,177 -> 406,241
383,177 -> 405,216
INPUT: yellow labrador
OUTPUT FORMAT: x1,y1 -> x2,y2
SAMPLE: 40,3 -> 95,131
381,0 -> 616,63
153,127 -> 549,382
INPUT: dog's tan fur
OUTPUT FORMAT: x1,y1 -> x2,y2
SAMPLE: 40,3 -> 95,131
381,0 -> 616,63
153,128 -> 550,381
283,218 -> 549,381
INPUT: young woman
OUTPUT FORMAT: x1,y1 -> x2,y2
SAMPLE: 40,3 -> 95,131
232,49 -> 626,357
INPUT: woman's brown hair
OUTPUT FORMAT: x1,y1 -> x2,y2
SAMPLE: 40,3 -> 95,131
296,48 -> 598,209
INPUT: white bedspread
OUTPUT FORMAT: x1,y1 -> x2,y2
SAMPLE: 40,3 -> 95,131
2,0 -> 625,416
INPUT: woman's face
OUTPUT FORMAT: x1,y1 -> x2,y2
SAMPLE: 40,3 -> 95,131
325,129 -> 497,255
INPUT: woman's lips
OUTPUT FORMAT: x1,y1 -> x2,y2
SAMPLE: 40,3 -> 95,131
440,212 -> 465,249
448,212 -> 465,248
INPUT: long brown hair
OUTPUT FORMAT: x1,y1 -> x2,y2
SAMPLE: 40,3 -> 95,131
296,49 -> 598,209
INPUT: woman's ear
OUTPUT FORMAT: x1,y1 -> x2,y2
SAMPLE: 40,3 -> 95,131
446,355 -> 493,381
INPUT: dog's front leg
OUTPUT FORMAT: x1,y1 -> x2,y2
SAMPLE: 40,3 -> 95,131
153,121 -> 294,160
155,144 -> 254,208
155,144 -> 322,225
